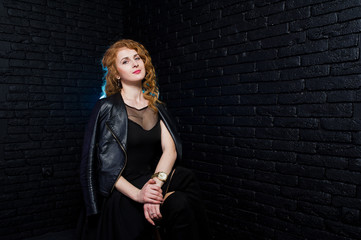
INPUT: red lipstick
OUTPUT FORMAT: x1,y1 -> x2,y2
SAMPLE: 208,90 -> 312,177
133,70 -> 141,74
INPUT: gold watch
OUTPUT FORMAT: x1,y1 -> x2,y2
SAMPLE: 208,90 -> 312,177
151,172 -> 168,182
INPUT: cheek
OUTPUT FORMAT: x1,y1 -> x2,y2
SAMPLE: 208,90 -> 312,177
115,65 -> 128,77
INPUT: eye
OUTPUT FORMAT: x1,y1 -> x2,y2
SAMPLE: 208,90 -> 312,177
135,56 -> 141,60
122,60 -> 129,65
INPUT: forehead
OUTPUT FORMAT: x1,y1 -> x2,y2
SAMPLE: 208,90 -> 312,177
116,47 -> 138,59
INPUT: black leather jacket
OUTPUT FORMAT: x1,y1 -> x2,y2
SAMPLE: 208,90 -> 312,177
80,93 -> 182,216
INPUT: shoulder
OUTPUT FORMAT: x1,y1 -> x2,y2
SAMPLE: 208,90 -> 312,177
156,101 -> 167,113
98,92 -> 122,107
92,93 -> 124,118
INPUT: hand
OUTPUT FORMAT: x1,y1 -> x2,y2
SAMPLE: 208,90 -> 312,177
137,179 -> 163,204
144,203 -> 162,225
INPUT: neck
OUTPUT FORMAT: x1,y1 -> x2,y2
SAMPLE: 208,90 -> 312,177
121,84 -> 144,105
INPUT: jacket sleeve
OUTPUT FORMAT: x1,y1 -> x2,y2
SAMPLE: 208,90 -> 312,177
157,103 -> 182,162
79,100 -> 103,216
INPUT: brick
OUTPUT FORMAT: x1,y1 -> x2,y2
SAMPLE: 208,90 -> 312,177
256,192 -> 298,209
214,33 -> 247,48
276,163 -> 325,178
207,56 -> 237,67
268,7 -> 311,25
221,83 -> 257,95
255,149 -> 297,163
306,75 -> 361,90
307,19 -> 361,40
327,90 -> 356,102
298,201 -> 339,221
300,129 -> 351,143
239,49 -> 277,63
325,220 -> 361,238
256,105 -> 296,117
272,140 -> 317,154
247,1 -> 285,18
321,118 -> 361,131
349,158 -> 361,171
248,23 -> 288,40
297,154 -> 348,169
256,127 -> 299,140
277,210 -> 325,229
239,94 -> 278,105
299,177 -> 356,196
220,1 -> 253,16
280,65 -> 329,80
257,80 -> 303,93
286,0 -> 329,9
228,41 -> 262,55
235,116 -> 272,127
235,138 -> 272,150
243,180 -> 280,195
311,0 -> 361,16
290,13 -> 337,32
256,57 -> 301,71
282,186 -> 331,204
341,207 -> 360,224
261,32 -> 306,49
326,169 -> 361,184
302,48 -> 359,66
222,106 -> 255,116
329,34 -> 358,50
278,39 -> 328,57
274,117 -> 318,128
297,103 -> 352,117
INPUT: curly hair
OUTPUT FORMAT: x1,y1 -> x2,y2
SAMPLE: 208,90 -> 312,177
101,39 -> 160,111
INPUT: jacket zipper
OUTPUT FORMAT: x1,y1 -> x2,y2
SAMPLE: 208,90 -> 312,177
105,123 -> 128,193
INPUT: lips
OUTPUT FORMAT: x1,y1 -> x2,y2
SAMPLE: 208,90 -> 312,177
133,70 -> 141,74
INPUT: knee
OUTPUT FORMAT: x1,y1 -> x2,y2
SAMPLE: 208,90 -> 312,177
168,192 -> 189,209
162,192 -> 192,218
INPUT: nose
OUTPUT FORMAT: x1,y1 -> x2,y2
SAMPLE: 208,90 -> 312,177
132,60 -> 139,67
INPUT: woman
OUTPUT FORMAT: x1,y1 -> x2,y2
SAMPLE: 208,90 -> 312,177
77,39 -> 210,240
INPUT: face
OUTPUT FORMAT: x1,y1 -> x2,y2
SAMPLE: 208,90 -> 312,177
115,47 -> 146,85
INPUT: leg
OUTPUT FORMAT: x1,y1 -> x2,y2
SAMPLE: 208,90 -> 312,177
162,167 -> 212,240
161,191 -> 199,240
163,191 -> 175,201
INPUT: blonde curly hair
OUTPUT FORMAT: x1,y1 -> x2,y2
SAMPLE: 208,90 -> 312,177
101,39 -> 160,111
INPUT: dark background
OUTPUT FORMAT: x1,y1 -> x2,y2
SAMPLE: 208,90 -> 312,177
1,0 -> 361,239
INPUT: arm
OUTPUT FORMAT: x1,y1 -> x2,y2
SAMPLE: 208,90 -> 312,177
114,176 -> 163,204
144,120 -> 178,225
152,120 -> 177,187
80,101 -> 102,216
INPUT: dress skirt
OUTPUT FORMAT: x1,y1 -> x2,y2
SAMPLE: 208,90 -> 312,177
76,167 -> 210,240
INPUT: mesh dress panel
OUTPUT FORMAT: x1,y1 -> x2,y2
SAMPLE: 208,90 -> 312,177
125,104 -> 158,131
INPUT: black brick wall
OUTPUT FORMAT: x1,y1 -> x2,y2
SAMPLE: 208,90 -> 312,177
124,1 -> 361,239
0,1 -> 124,239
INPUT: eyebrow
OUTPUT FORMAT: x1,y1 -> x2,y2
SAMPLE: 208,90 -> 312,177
120,54 -> 140,61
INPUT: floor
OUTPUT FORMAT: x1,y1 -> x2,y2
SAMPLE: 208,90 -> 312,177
23,229 -> 76,240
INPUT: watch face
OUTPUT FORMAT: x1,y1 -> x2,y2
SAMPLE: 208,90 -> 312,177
158,172 -> 167,180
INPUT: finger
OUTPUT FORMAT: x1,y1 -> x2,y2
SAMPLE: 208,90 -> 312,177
153,205 -> 162,220
149,185 -> 162,192
145,198 -> 162,204
149,190 -> 164,200
145,191 -> 163,202
147,194 -> 163,203
149,204 -> 161,220
144,210 -> 155,225
147,179 -> 156,185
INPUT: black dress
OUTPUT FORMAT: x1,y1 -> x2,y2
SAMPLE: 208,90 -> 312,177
77,105 -> 210,240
